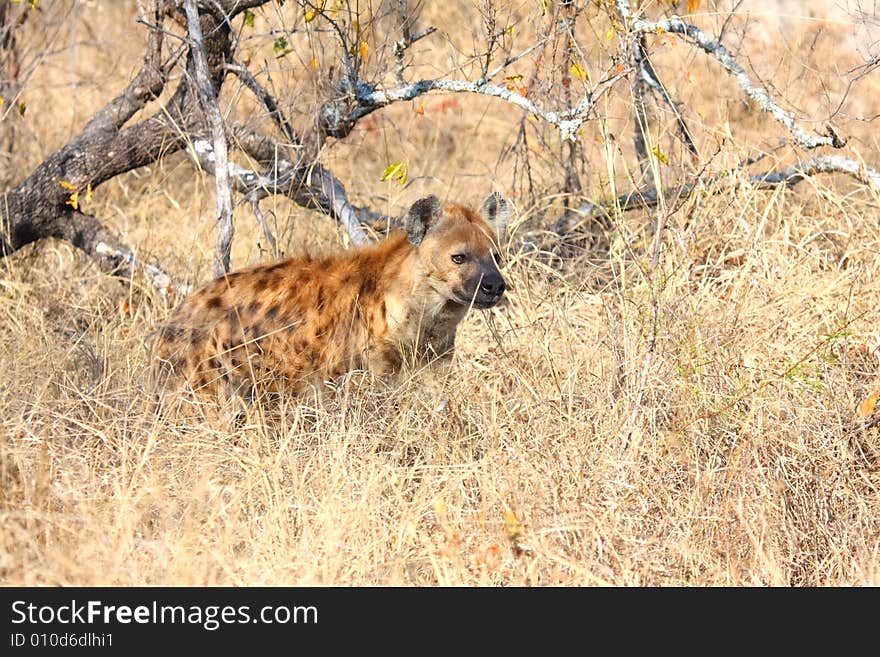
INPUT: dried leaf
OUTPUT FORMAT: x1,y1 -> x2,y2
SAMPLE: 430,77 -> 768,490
859,391 -> 880,419
570,62 -> 589,83
118,300 -> 136,316
687,0 -> 701,13
60,180 -> 82,210
504,508 -> 523,539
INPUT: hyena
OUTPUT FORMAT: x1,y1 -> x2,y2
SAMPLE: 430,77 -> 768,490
148,193 -> 510,413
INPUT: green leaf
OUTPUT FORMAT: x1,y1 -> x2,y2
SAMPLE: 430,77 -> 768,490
273,36 -> 292,59
243,9 -> 255,27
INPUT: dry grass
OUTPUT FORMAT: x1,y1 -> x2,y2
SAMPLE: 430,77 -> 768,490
1,1 -> 879,586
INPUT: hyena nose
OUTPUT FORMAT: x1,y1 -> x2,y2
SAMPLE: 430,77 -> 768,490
480,277 -> 506,297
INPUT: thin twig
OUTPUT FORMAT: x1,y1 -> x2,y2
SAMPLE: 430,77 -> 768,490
247,192 -> 278,257
225,61 -> 301,147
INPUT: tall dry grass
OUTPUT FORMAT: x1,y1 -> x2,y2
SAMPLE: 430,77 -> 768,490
1,0 -> 879,585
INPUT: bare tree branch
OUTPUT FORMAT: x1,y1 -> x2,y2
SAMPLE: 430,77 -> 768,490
67,210 -> 182,296
630,33 -> 652,184
634,34 -> 698,158
185,0 -> 235,278
191,133 -> 376,245
630,14 -> 845,150
393,1 -> 436,85
350,72 -> 627,142
558,155 -> 880,233
85,0 -> 166,133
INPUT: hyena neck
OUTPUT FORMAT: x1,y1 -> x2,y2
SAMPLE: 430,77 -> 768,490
369,232 -> 465,359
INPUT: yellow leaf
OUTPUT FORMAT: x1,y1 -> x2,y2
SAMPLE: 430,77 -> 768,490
538,0 -> 547,16
605,25 -> 616,41
85,182 -> 93,203
304,9 -> 317,22
652,145 -> 669,165
65,190 -> 79,210
59,180 -> 77,191
432,497 -> 447,519
504,508 -> 523,539
687,0 -> 701,13
655,25 -> 665,35
859,392 -> 880,418
0,96 -> 4,106
570,62 -> 589,83
358,41 -> 369,61
380,161 -> 408,185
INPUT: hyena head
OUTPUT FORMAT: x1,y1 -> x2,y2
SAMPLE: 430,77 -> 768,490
404,192 -> 511,309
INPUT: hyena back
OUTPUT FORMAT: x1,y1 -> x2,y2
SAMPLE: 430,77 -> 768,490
148,193 -> 510,409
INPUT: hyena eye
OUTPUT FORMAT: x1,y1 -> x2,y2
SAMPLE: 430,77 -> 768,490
450,253 -> 466,265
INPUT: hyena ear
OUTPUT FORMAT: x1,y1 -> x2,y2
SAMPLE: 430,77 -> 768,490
404,195 -> 443,246
482,192 -> 511,239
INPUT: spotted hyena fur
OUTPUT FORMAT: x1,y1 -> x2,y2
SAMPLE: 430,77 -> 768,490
148,193 -> 511,411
